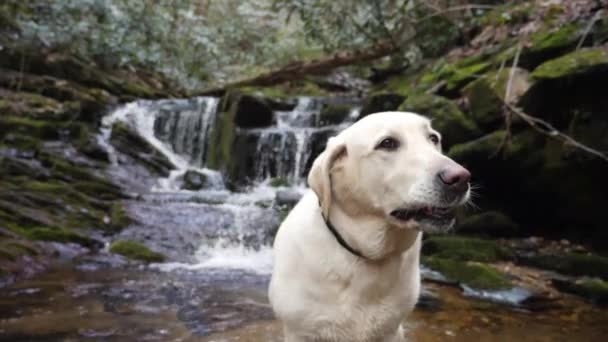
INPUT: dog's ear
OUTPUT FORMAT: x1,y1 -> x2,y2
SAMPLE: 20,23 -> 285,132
308,137 -> 347,219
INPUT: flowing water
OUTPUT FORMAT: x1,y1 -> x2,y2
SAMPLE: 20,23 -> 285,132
1,97 -> 607,341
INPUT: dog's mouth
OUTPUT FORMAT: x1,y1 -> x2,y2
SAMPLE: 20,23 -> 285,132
390,206 -> 455,222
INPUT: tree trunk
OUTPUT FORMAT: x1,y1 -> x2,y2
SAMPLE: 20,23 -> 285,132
196,40 -> 398,96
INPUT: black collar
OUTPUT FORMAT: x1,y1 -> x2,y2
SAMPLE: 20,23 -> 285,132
323,214 -> 365,259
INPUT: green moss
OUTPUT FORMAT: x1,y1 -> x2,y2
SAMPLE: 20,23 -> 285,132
108,202 -> 131,232
269,177 -> 289,187
423,257 -> 512,290
529,24 -> 579,54
422,236 -> 513,262
522,253 -> 608,279
457,211 -> 519,237
555,279 -> 608,304
109,240 -> 165,263
26,227 -> 97,247
0,116 -> 62,140
399,93 -> 480,147
448,131 -> 507,162
531,48 -> 608,80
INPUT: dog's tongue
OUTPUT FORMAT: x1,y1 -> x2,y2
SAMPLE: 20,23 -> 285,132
423,206 -> 434,215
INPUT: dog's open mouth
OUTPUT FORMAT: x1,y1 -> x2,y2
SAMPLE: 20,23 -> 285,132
390,206 -> 455,222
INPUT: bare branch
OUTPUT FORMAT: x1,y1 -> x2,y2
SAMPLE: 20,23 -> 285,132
505,103 -> 608,162
576,10 -> 602,50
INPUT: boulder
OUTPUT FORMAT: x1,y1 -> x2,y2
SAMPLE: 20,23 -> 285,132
463,67 -> 532,130
518,253 -> 608,279
181,170 -> 208,191
233,94 -> 274,128
110,122 -> 175,177
496,24 -> 582,69
456,211 -> 520,237
399,93 -> 481,148
275,190 -> 302,208
531,48 -> 608,81
359,92 -> 406,118
422,235 -> 514,262
423,256 -> 512,290
552,278 -> 608,305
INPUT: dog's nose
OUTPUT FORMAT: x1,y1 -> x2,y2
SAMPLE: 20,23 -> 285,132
438,164 -> 471,191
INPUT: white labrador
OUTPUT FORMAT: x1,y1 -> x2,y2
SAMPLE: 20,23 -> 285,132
269,111 -> 471,342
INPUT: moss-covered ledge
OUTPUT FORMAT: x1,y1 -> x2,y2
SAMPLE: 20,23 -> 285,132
109,240 -> 166,263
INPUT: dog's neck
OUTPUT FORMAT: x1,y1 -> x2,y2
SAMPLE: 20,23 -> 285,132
326,205 -> 420,261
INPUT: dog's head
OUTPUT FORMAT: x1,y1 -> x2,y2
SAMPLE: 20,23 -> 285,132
308,111 -> 470,234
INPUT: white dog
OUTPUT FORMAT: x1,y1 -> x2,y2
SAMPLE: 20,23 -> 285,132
268,111 -> 471,342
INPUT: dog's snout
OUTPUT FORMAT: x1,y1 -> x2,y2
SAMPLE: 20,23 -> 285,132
438,164 -> 471,191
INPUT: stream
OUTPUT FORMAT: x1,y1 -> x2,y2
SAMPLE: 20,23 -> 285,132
1,97 -> 607,341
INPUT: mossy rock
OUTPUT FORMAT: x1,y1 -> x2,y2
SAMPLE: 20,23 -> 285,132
0,116 -> 63,141
206,92 -> 238,173
448,130 -> 507,166
26,227 -> 99,248
107,202 -> 131,232
0,70 -> 116,120
359,92 -> 406,118
457,211 -> 519,237
463,68 -> 532,130
399,93 -> 481,148
109,240 -> 165,263
423,257 -> 512,290
269,177 -> 289,188
519,253 -> 608,279
497,24 -> 582,69
110,122 -> 175,177
182,170 -> 208,191
422,236 -> 513,262
232,94 -> 274,128
553,278 -> 608,305
531,48 -> 608,81
319,104 -> 351,126
436,61 -> 492,96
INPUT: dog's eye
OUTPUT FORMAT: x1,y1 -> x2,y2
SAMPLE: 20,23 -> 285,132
376,137 -> 400,150
429,134 -> 440,145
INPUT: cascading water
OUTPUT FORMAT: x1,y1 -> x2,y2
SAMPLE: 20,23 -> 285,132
100,96 -> 360,275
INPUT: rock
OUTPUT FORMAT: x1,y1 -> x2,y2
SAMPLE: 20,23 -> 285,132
421,60 -> 492,96
457,211 -> 520,237
518,253 -> 608,279
552,278 -> 608,305
233,94 -> 274,128
181,170 -> 208,191
399,93 -> 481,148
0,69 -> 117,120
496,24 -> 582,69
416,287 -> 442,311
531,48 -> 608,81
275,190 -> 302,207
422,235 -> 514,262
463,67 -> 532,130
448,130 -> 608,246
109,240 -> 165,263
25,227 -> 101,249
422,256 -> 512,290
359,92 -> 406,118
110,122 -> 175,177
319,104 -> 351,126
